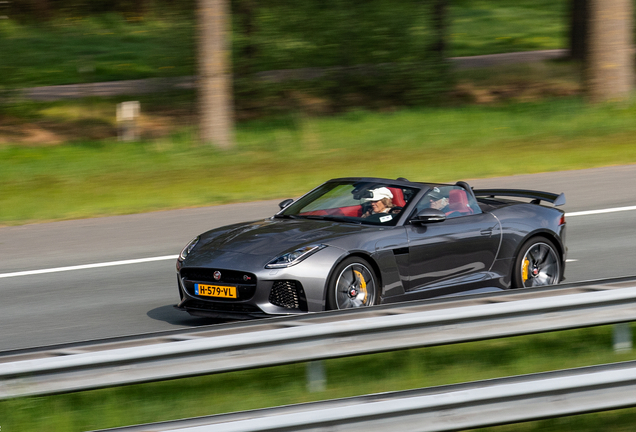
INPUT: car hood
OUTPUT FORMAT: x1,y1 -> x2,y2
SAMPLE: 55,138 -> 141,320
190,218 -> 371,260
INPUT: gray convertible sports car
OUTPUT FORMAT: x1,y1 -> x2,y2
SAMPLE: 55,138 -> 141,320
175,177 -> 566,319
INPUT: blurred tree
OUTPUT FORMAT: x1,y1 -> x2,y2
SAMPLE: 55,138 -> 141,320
236,0 -> 256,75
569,0 -> 588,60
31,0 -> 50,21
431,0 -> 448,58
135,0 -> 148,16
585,0 -> 634,102
198,0 -> 234,148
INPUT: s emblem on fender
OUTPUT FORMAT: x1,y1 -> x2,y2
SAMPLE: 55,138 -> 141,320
213,271 -> 221,281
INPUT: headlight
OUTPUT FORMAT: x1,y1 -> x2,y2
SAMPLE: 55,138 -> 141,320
265,244 -> 326,269
179,237 -> 200,261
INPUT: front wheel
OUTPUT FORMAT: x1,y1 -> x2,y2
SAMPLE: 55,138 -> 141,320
327,257 -> 378,310
512,237 -> 562,288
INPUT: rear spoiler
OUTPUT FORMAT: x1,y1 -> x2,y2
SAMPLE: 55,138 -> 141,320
473,189 -> 566,206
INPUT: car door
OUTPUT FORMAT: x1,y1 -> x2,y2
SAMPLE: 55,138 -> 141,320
405,186 -> 501,297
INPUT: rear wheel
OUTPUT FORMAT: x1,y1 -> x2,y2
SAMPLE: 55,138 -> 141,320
512,237 -> 561,288
327,257 -> 378,310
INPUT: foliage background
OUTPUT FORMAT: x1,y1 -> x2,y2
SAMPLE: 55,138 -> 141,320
2,0 -> 451,111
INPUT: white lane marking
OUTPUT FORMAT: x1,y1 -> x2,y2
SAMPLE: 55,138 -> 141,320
566,205 -> 636,217
1,205 -> 634,280
0,255 -> 179,279
566,259 -> 578,263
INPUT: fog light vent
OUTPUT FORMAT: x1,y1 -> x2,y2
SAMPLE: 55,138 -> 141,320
269,280 -> 307,311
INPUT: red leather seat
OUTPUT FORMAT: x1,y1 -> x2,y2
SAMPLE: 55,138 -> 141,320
387,187 -> 406,207
447,189 -> 473,215
339,205 -> 363,217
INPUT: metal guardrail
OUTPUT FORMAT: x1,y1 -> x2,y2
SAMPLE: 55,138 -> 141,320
1,278 -> 636,399
3,277 -> 621,359
94,360 -> 636,432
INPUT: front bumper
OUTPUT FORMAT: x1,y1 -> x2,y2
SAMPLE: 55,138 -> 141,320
175,246 -> 346,318
175,274 -> 308,319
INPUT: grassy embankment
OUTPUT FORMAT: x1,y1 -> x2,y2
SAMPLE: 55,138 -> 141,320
0,324 -> 634,431
2,96 -> 636,225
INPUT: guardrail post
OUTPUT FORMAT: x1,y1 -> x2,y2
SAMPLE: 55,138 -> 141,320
306,360 -> 326,392
613,323 -> 633,353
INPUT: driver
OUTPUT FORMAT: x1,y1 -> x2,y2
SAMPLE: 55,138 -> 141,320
362,187 -> 394,218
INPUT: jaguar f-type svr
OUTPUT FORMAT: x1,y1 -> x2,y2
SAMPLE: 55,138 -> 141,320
175,177 -> 566,319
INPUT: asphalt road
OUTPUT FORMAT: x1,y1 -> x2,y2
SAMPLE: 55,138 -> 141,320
1,165 -> 635,351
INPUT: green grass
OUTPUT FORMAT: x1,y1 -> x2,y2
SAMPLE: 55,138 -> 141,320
0,0 -> 569,88
450,0 -> 567,57
0,324 -> 634,431
0,13 -> 195,87
2,97 -> 636,225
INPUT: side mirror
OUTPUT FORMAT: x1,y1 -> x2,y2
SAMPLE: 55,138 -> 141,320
412,208 -> 446,224
278,198 -> 294,210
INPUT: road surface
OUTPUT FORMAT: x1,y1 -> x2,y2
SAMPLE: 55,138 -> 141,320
0,164 -> 634,351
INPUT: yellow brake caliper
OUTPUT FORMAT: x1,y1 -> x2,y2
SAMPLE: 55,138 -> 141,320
522,258 -> 530,283
353,270 -> 368,304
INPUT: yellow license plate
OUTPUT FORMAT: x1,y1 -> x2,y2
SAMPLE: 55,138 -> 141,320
195,283 -> 237,298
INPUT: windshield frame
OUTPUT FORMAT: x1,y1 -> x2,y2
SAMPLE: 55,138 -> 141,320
277,178 -> 423,226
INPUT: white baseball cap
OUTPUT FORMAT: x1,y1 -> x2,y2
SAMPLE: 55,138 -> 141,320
363,187 -> 393,203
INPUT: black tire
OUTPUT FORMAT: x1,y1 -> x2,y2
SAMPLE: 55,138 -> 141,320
512,236 -> 562,288
327,257 -> 378,310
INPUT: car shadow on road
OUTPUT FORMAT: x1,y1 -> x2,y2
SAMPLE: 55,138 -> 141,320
147,304 -> 230,327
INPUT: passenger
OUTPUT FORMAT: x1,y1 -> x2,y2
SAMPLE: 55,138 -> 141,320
426,188 -> 449,212
362,187 -> 394,218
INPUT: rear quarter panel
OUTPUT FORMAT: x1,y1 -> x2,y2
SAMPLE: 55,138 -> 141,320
488,203 -> 566,286
490,203 -> 565,257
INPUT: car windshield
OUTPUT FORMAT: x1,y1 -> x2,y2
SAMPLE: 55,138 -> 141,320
279,180 -> 420,226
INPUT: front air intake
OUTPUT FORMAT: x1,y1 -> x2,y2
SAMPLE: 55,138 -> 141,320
269,280 -> 308,311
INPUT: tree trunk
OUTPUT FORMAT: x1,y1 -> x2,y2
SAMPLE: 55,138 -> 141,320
31,0 -> 50,21
135,0 -> 148,17
585,0 -> 634,102
569,0 -> 588,60
431,0 -> 448,58
198,0 -> 234,149
237,0 -> 256,76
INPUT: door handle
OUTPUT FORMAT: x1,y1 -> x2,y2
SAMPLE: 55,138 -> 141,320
480,229 -> 492,237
